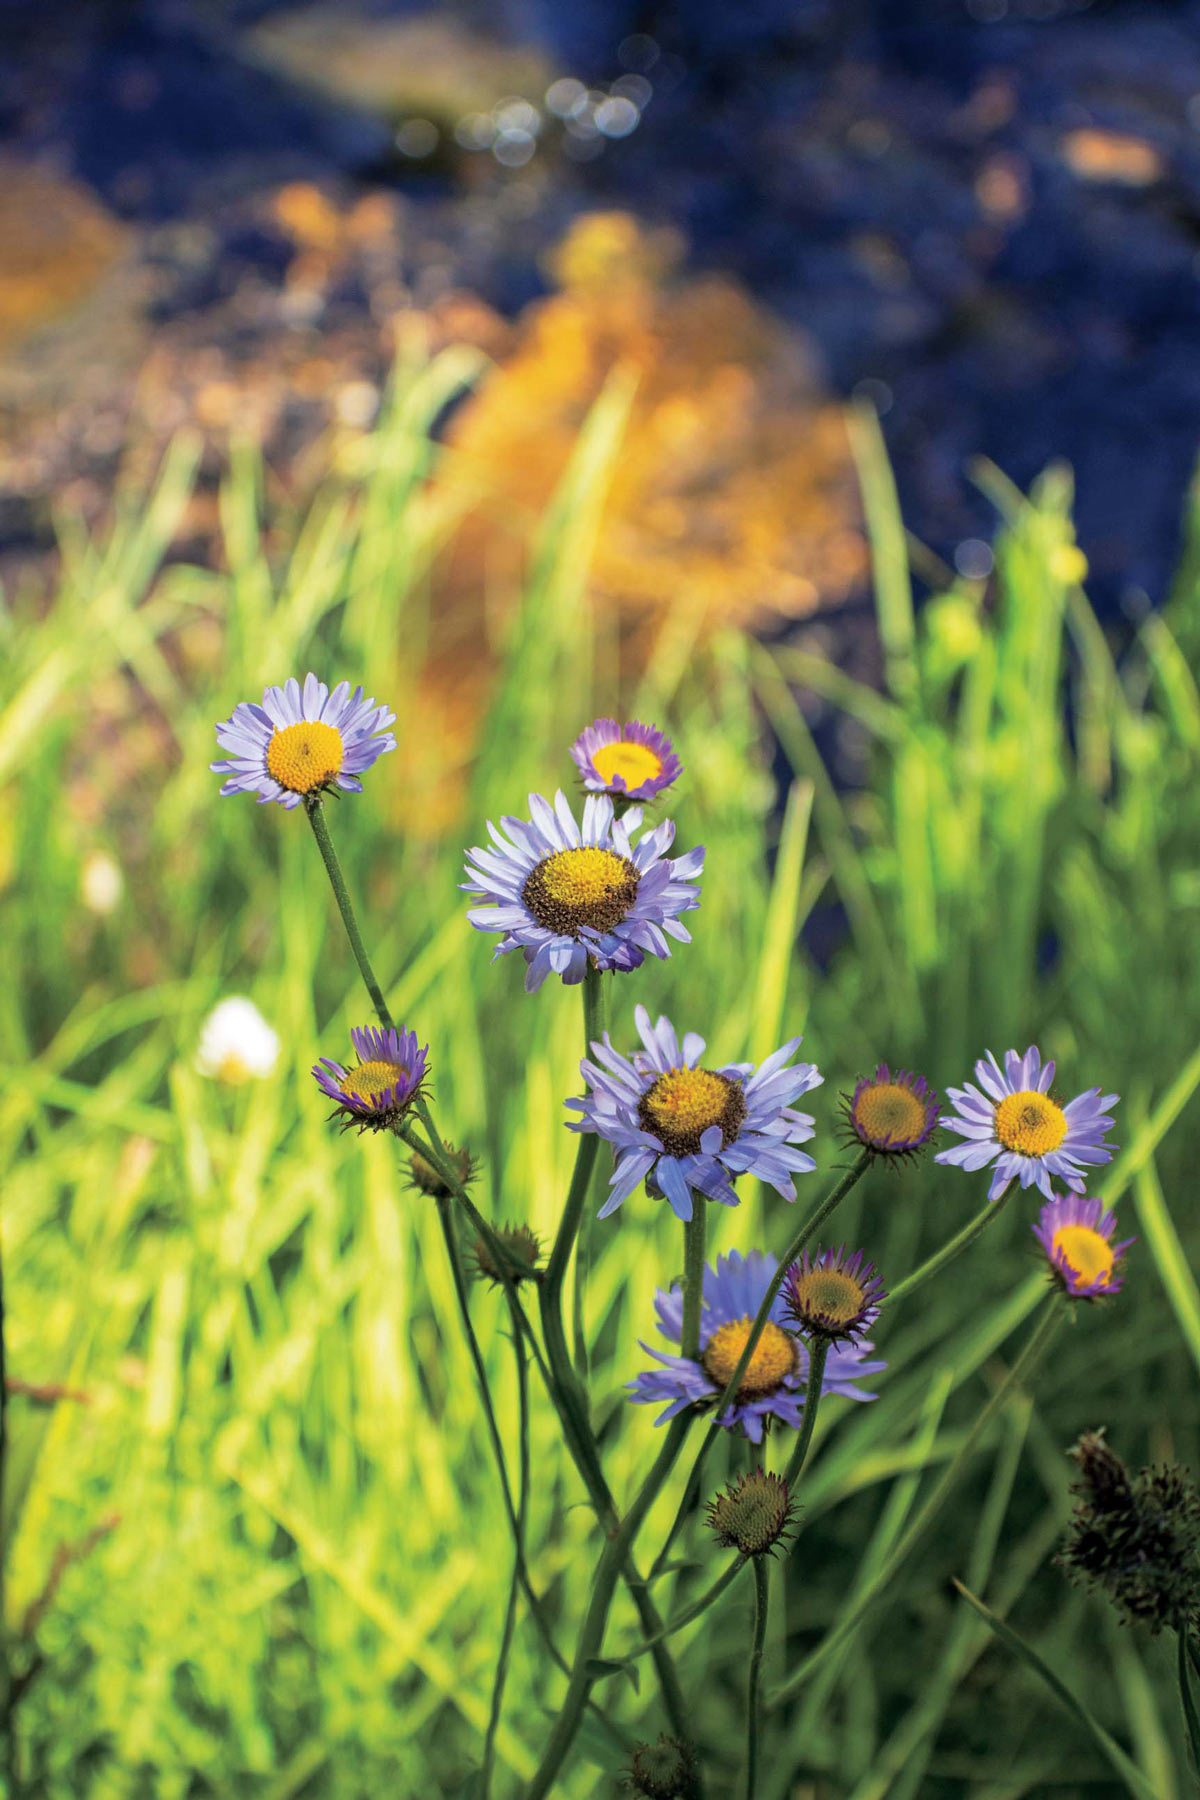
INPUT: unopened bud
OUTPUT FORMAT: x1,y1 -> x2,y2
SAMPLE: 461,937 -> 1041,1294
706,1467 -> 795,1558
472,1223 -> 542,1287
624,1735 -> 700,1799
407,1141 -> 474,1199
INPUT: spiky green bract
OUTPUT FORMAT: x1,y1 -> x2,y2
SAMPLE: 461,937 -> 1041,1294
623,1734 -> 701,1800
1057,1431 -> 1200,1635
706,1468 -> 796,1558
471,1223 -> 543,1287
407,1141 -> 476,1200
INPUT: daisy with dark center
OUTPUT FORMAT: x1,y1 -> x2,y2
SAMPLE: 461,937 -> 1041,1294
571,717 -> 682,803
842,1064 -> 939,1162
1033,1193 -> 1135,1299
463,791 -> 703,993
312,1025 -> 429,1134
936,1045 -> 1118,1202
783,1246 -> 886,1345
628,1250 -> 884,1442
568,1005 -> 822,1222
212,674 -> 396,808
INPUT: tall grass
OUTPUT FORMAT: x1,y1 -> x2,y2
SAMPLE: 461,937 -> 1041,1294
1,351 -> 1199,1796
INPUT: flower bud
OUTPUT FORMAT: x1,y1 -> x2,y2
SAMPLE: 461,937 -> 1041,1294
706,1468 -> 795,1558
407,1141 -> 474,1199
471,1223 -> 542,1287
624,1735 -> 700,1800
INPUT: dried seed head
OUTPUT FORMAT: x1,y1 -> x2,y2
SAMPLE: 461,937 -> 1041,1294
1057,1429 -> 1200,1635
624,1735 -> 700,1799
706,1467 -> 796,1558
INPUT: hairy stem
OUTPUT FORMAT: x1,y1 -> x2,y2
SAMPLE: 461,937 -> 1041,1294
480,1288 -> 529,1797
526,1418 -> 693,1800
889,1186 -> 1015,1308
783,1339 -> 830,1489
681,1202 -> 709,1360
744,1561 -> 770,1800
305,798 -> 394,1030
768,1294 -> 1063,1707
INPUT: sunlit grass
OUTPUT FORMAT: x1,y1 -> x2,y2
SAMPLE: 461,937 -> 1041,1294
2,351 -> 1199,1795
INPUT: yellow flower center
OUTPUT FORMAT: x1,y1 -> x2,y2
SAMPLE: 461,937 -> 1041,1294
639,1066 -> 747,1157
591,739 -> 663,789
853,1081 -> 928,1147
703,1318 -> 798,1400
266,720 -> 344,794
340,1059 -> 407,1105
1052,1224 -> 1114,1286
789,1268 -> 866,1327
522,846 -> 640,937
994,1090 -> 1067,1157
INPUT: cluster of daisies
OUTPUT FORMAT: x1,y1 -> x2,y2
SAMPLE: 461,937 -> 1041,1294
212,676 -> 1131,1446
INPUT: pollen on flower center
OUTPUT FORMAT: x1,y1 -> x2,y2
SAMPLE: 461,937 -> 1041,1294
265,720 -> 344,793
592,740 -> 663,788
1052,1224 -> 1115,1285
638,1066 -> 747,1157
854,1082 -> 929,1145
995,1089 -> 1068,1156
340,1059 -> 407,1104
702,1318 -> 798,1400
521,846 -> 640,937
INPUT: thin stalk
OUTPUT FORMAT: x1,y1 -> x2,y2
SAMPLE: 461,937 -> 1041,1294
623,1558 -> 748,1663
744,1561 -> 770,1800
783,1339 -> 829,1489
654,1153 -> 869,1575
526,1417 -> 693,1800
681,1203 -> 708,1359
889,1187 -> 1015,1308
480,1289 -> 528,1797
569,973 -> 609,1381
768,1294 -> 1063,1707
710,1152 -> 869,1429
433,1200 -> 568,1687
304,798 -> 394,1030
305,807 -> 689,1756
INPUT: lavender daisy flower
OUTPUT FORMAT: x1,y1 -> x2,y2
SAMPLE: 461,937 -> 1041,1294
462,792 -> 704,994
1033,1193 -> 1135,1299
782,1246 -> 887,1345
312,1025 -> 428,1134
935,1046 -> 1118,1202
841,1064 -> 939,1163
571,717 -> 682,802
567,1005 -> 822,1222
212,674 -> 396,808
628,1250 -> 884,1443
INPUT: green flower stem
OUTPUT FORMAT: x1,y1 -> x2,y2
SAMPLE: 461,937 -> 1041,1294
432,1199 -> 570,1691
888,1186 -> 1016,1308
623,1557 -> 748,1663
767,1293 -> 1063,1708
305,798 -> 395,1030
744,1560 -> 770,1800
480,1286 -> 529,1799
570,971 -> 610,1381
783,1339 -> 830,1489
652,1151 -> 871,1579
681,1202 -> 709,1360
526,1416 -> 693,1800
305,806 -> 690,1756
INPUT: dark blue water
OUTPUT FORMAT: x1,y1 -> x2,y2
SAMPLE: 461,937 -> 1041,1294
5,0 -> 1200,608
